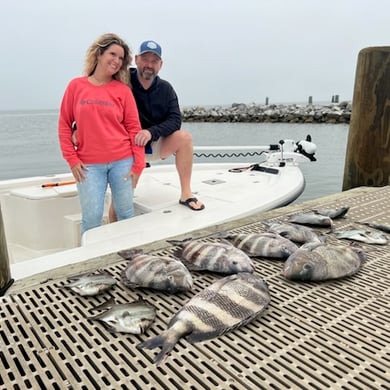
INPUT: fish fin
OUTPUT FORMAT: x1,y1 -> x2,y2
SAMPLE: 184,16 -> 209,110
218,238 -> 235,246
89,297 -> 116,312
166,238 -> 192,246
120,278 -> 139,289
87,312 -> 107,321
137,332 -> 180,365
66,271 -> 95,281
180,261 -> 202,271
209,230 -> 230,240
117,248 -> 143,260
171,248 -> 184,258
120,268 -> 140,289
186,330 -> 222,343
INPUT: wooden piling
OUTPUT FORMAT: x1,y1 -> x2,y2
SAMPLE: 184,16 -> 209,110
0,204 -> 13,295
343,46 -> 390,190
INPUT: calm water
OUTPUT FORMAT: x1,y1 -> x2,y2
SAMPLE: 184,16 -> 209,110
0,110 -> 349,203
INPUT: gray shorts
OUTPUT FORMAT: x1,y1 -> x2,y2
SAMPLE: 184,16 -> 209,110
145,138 -> 162,162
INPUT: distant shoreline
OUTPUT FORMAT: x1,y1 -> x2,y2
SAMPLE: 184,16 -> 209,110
0,102 -> 352,124
181,101 -> 352,124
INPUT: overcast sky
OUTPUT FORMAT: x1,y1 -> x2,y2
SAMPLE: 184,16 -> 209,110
1,0 -> 389,110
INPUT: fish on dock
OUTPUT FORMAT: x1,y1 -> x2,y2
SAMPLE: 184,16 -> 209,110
282,241 -> 366,282
334,229 -> 388,245
119,250 -> 193,293
311,206 -> 349,219
356,221 -> 390,234
218,231 -> 298,259
288,212 -> 334,228
137,272 -> 270,365
263,221 -> 323,244
88,298 -> 156,334
167,238 -> 254,274
62,270 -> 117,296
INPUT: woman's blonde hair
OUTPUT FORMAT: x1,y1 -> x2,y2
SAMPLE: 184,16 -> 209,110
83,33 -> 131,85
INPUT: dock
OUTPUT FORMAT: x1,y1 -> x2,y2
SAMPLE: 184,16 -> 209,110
1,186 -> 389,390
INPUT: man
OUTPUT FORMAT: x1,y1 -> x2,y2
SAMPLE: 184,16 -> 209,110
129,40 -> 204,215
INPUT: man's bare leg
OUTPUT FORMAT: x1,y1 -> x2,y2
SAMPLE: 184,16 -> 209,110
160,131 -> 204,210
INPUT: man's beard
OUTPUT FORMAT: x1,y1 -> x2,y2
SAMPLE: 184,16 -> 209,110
140,68 -> 155,81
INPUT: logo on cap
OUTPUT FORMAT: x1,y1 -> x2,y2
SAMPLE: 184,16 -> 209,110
146,41 -> 158,49
139,40 -> 162,57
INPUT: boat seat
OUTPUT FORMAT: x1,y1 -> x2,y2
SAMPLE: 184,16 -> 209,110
10,184 -> 78,199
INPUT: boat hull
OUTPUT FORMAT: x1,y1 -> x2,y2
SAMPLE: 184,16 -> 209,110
0,161 -> 305,279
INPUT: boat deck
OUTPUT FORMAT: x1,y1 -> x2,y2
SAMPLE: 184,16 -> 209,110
1,186 -> 389,389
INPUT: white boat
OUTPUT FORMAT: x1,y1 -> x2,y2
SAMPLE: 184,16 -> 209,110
0,136 -> 316,282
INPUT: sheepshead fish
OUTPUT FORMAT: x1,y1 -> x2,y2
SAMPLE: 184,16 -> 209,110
220,232 -> 298,259
282,241 -> 366,281
288,212 -> 333,228
88,299 -> 156,334
62,270 -> 116,296
264,221 -> 323,244
312,206 -> 349,219
119,250 -> 193,293
167,238 -> 254,274
137,272 -> 270,364
357,221 -> 390,234
334,229 -> 388,245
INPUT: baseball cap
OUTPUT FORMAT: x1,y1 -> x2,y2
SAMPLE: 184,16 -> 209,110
138,40 -> 162,58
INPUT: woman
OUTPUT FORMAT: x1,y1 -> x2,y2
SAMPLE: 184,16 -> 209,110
58,33 -> 145,235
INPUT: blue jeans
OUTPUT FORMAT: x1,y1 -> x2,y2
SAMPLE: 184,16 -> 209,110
77,157 -> 134,235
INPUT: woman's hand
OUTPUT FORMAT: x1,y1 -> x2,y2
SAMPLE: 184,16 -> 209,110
71,162 -> 88,183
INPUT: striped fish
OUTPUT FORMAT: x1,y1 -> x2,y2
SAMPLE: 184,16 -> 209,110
137,272 -> 270,364
264,221 -> 323,244
119,250 -> 193,293
168,238 -> 254,274
222,232 -> 298,259
283,241 -> 366,281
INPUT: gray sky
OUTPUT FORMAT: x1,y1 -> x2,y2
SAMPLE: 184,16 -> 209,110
1,0 -> 389,110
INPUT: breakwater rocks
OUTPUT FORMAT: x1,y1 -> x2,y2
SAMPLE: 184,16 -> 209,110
182,101 -> 352,124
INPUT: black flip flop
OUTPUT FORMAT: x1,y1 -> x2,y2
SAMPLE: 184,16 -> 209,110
179,197 -> 205,211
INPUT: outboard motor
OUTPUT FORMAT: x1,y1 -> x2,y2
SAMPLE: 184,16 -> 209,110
296,135 -> 317,161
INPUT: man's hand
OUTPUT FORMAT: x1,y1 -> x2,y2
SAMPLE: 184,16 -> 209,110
135,129 -> 152,146
125,171 -> 141,188
72,130 -> 78,147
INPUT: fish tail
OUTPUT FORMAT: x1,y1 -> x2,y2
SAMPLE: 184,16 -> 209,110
137,331 -> 180,365
167,238 -> 192,246
89,297 -> 116,312
117,248 -> 143,259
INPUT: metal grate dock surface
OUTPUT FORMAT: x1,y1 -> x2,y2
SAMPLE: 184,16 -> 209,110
1,186 -> 389,389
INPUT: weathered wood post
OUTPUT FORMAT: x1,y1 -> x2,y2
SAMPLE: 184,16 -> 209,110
0,204 -> 13,296
343,46 -> 390,190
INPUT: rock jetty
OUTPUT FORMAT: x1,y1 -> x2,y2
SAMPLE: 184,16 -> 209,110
182,101 -> 352,124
